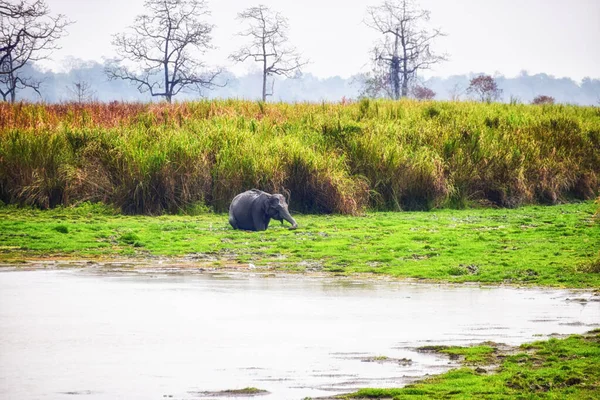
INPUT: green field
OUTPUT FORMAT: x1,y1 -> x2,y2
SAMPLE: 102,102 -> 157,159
1,201 -> 598,288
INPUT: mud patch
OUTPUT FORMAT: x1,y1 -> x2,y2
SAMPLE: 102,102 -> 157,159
331,352 -> 413,366
558,321 -> 600,328
58,390 -> 97,396
190,388 -> 269,397
297,260 -> 324,272
360,356 -> 413,366
565,297 -> 600,304
185,253 -> 219,262
447,264 -> 480,276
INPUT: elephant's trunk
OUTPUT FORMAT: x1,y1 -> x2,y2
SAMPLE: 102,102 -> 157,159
281,209 -> 298,230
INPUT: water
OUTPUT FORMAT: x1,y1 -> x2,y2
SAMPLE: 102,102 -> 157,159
0,269 -> 598,399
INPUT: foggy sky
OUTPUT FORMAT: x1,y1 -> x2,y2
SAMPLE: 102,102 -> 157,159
36,0 -> 600,80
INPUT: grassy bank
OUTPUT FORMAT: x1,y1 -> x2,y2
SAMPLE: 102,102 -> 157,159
1,100 -> 599,214
1,201 -> 598,288
339,331 -> 600,400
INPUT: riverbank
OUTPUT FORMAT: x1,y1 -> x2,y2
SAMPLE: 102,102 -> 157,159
334,330 -> 600,400
1,201 -> 598,288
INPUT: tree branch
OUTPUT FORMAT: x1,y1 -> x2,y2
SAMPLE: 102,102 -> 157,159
0,0 -> 71,102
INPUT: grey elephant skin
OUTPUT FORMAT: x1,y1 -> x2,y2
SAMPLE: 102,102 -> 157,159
229,189 -> 298,231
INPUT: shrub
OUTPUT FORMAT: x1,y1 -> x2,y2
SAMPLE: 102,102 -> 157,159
53,225 -> 69,234
532,95 -> 555,105
467,75 -> 502,103
412,85 -> 436,100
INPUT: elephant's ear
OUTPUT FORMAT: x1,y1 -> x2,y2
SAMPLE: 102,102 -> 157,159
275,194 -> 287,205
268,195 -> 281,207
263,194 -> 279,214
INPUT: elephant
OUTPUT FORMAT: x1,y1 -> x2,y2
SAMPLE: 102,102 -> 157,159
229,189 -> 298,231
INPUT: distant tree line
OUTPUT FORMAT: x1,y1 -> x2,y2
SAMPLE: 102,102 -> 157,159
1,0 -> 599,104
11,62 -> 600,105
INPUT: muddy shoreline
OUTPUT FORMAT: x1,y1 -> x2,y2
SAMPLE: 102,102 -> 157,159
2,258 -> 600,296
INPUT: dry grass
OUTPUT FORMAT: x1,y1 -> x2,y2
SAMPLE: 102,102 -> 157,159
1,100 -> 599,214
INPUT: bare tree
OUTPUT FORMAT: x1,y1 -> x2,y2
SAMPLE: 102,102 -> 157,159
66,79 -> 96,103
448,83 -> 464,101
467,74 -> 502,103
364,0 -> 446,100
230,5 -> 306,102
0,0 -> 70,102
106,0 -> 221,103
355,68 -> 393,99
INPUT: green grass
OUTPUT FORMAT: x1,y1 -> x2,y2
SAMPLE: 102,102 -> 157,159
193,387 -> 269,397
418,344 -> 498,365
219,387 -> 268,395
342,332 -> 600,399
0,201 -> 598,288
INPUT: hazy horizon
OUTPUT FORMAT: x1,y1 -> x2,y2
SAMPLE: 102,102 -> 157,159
14,60 -> 600,105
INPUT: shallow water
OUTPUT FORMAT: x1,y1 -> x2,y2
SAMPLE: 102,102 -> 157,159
0,269 -> 598,400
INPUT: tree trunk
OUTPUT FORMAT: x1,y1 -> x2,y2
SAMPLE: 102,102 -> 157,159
262,35 -> 267,102
262,70 -> 267,102
164,22 -> 171,104
9,75 -> 16,103
392,30 -> 400,100
164,61 -> 172,103
401,32 -> 409,98
401,71 -> 409,98
391,56 -> 400,100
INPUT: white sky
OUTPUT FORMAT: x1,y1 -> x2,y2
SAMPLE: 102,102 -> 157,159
41,0 -> 600,80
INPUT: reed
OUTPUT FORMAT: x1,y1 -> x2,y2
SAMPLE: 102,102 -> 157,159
1,100 -> 598,214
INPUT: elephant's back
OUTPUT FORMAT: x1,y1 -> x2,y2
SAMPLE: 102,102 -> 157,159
229,190 -> 263,215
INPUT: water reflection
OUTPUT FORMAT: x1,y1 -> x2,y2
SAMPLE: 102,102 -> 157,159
0,269 -> 598,400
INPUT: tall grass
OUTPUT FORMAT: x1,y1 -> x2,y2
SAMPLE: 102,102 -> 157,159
1,100 -> 598,214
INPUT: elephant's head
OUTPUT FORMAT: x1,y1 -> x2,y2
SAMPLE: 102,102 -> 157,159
265,193 -> 298,230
